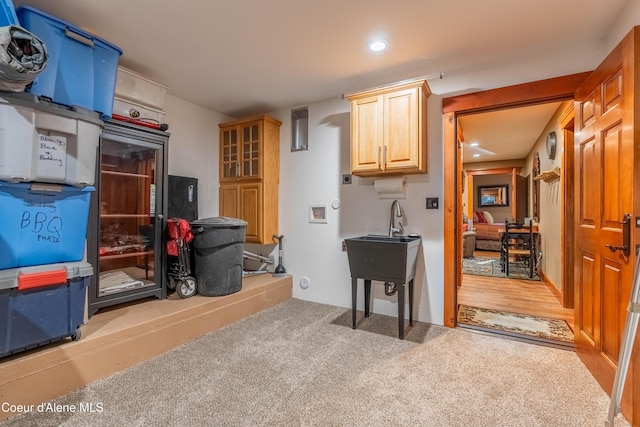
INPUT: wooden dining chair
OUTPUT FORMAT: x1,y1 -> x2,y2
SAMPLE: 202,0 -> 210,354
500,219 -> 535,278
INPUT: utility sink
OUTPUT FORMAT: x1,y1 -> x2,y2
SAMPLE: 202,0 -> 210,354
344,234 -> 421,284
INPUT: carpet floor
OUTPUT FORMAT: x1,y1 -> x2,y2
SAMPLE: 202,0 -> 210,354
457,305 -> 574,349
463,255 -> 540,281
0,299 -> 628,427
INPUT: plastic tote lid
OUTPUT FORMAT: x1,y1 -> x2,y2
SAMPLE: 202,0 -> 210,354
190,216 -> 248,228
0,261 -> 94,291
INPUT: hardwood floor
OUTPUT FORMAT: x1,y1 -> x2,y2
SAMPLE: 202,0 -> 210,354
458,251 -> 574,331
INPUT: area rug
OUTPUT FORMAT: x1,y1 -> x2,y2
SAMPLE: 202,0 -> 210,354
457,304 -> 574,348
463,255 -> 540,281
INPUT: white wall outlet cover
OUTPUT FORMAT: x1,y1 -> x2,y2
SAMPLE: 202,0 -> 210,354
299,276 -> 311,289
331,199 -> 340,209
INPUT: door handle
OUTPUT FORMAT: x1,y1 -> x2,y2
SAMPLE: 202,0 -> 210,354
383,145 -> 387,169
606,213 -> 631,257
377,146 -> 382,169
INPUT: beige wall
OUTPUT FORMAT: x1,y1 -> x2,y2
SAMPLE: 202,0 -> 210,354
473,174 -> 512,223
162,94 -> 231,219
523,100 -> 571,291
462,160 -> 526,222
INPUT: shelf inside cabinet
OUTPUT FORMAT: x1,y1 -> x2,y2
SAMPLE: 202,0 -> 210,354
101,170 -> 150,179
100,250 -> 153,261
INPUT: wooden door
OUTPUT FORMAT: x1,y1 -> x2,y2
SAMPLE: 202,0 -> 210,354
383,87 -> 419,171
350,95 -> 382,173
574,27 -> 638,420
220,184 -> 239,218
240,183 -> 262,243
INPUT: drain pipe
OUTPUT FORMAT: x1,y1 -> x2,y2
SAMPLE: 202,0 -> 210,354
384,282 -> 397,296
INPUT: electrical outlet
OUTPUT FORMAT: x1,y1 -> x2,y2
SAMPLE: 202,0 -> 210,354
342,240 -> 347,251
342,174 -> 352,184
426,197 -> 439,209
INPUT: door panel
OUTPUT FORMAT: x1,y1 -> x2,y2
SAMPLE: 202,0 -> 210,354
240,183 -> 261,242
603,69 -> 623,113
220,185 -> 239,218
351,96 -> 381,171
603,123 -> 623,227
579,136 -> 598,226
384,88 -> 418,168
579,251 -> 598,345
602,259 -> 622,364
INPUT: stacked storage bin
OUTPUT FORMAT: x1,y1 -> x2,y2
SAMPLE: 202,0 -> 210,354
0,2 -> 121,357
0,92 -> 100,357
0,0 -> 16,25
0,262 -> 93,357
15,5 -> 123,119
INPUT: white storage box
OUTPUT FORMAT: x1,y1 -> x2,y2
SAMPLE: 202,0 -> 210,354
115,66 -> 167,112
0,93 -> 102,187
113,96 -> 165,123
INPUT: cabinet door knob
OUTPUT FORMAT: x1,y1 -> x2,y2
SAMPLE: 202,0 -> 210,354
377,146 -> 381,169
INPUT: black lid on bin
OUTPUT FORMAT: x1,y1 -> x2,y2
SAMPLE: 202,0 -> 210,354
191,216 -> 248,228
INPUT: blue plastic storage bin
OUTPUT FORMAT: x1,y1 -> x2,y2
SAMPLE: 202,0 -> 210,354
0,181 -> 94,269
0,0 -> 17,26
15,6 -> 122,119
0,261 -> 93,358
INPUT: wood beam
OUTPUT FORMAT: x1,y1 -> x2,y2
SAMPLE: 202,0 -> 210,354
442,72 -> 590,114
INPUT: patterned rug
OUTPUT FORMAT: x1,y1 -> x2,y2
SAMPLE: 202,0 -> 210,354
463,255 -> 540,281
457,305 -> 574,348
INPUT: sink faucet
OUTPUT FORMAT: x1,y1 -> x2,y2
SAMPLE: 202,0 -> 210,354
389,200 -> 404,237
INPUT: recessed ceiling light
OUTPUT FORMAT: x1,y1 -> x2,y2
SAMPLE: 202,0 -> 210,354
473,154 -> 480,158
368,39 -> 388,52
470,142 -> 479,147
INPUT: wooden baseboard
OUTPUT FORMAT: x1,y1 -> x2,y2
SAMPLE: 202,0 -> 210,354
0,274 -> 292,422
539,270 -> 562,304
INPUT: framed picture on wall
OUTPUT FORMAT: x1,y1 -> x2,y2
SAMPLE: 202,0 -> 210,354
477,185 -> 509,207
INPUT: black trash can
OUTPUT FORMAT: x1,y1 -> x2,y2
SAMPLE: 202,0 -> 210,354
190,217 -> 247,296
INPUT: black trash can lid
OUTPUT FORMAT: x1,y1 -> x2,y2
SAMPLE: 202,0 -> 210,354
191,216 -> 247,228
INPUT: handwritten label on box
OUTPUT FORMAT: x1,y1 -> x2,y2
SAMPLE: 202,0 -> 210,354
37,134 -> 67,180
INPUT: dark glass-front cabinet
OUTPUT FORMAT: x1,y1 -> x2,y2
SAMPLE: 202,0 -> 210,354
88,120 -> 168,316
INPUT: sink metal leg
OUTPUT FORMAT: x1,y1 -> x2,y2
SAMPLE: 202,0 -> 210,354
409,279 -> 414,326
398,282 -> 405,339
351,277 -> 357,329
364,280 -> 371,317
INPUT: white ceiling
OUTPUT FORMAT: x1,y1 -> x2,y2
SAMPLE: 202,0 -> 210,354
459,102 -> 563,163
10,0 -> 631,160
12,0 -> 629,117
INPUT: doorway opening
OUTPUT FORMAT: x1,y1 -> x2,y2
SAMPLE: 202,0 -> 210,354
455,102 -> 574,345
441,72 -> 590,337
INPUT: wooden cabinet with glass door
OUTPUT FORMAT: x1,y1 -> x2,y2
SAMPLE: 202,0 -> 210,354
345,79 -> 430,176
219,114 -> 281,243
